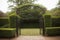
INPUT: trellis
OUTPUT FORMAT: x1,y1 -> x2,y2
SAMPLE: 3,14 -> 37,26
10,4 -> 46,36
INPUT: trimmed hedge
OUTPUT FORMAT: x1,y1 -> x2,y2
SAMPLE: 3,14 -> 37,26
20,22 -> 40,28
52,18 -> 60,27
46,27 -> 60,36
20,19 -> 40,28
44,15 -> 52,27
0,28 -> 16,38
1,24 -> 9,28
0,19 -> 9,27
9,16 -> 17,28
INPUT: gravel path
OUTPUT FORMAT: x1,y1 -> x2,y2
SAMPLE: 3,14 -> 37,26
45,36 -> 60,40
12,36 -> 45,40
0,36 -> 60,40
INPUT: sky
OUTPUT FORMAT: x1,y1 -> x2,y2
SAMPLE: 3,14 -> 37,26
0,0 -> 59,13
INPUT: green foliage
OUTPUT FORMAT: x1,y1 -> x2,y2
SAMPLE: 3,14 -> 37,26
57,0 -> 60,7
9,16 -> 17,28
0,28 -> 15,38
0,17 -> 8,19
44,15 -> 60,27
6,11 -> 16,16
20,20 -> 40,28
9,15 -> 20,28
44,15 -> 52,27
51,8 -> 60,17
0,19 -> 9,27
17,4 -> 46,19
43,11 -> 52,16
52,18 -> 60,27
50,7 -> 60,18
8,0 -> 36,12
8,0 -> 46,17
46,27 -> 60,36
8,0 -> 36,5
50,0 -> 60,18
1,24 -> 9,28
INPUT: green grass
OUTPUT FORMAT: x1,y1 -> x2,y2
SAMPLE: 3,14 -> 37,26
19,28 -> 42,36
0,17 -> 8,19
46,27 -> 60,29
0,28 -> 16,30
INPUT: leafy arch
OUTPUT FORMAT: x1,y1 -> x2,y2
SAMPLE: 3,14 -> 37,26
16,4 -> 46,19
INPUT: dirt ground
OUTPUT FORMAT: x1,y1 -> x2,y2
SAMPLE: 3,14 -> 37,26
0,36 -> 60,40
45,36 -> 60,40
12,36 -> 60,40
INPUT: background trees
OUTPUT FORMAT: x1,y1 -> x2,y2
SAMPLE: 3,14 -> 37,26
8,0 -> 36,12
8,0 -> 46,18
50,0 -> 60,17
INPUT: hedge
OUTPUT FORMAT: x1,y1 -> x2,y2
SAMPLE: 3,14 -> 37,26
9,16 -> 17,28
52,18 -> 60,27
44,15 -> 52,27
20,22 -> 40,28
44,15 -> 60,27
1,24 -> 9,28
0,19 -> 9,27
9,15 -> 44,28
46,27 -> 60,36
0,28 -> 16,38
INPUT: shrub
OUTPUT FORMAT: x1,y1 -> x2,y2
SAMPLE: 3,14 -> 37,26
20,19 -> 41,28
46,27 -> 60,36
9,16 -> 17,28
20,22 -> 39,28
1,24 -> 9,28
52,18 -> 60,27
0,19 -> 9,27
44,15 -> 52,27
0,28 -> 16,38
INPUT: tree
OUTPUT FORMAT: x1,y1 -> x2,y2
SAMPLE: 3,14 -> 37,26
56,0 -> 60,7
50,0 -> 60,17
8,0 -> 36,15
8,0 -> 36,9
57,0 -> 60,5
16,4 -> 46,19
8,0 -> 35,4
8,0 -> 46,17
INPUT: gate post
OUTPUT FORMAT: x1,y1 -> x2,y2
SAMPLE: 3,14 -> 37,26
44,15 -> 52,36
43,17 -> 46,36
39,16 -> 46,36
16,8 -> 20,37
16,16 -> 19,37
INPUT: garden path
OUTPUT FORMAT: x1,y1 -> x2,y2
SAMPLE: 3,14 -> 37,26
0,36 -> 60,40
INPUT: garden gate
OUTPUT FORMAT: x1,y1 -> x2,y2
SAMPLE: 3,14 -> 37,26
10,4 -> 46,36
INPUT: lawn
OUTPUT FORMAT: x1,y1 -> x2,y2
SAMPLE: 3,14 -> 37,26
0,28 -> 15,30
19,27 -> 60,36
20,28 -> 42,36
